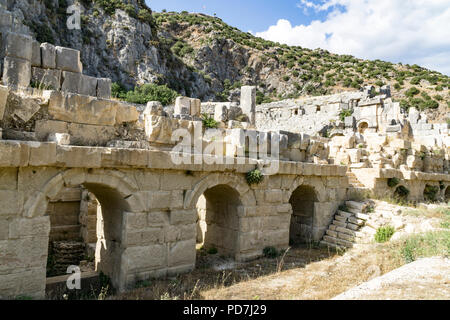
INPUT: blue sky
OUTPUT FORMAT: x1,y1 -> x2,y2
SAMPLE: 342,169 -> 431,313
146,0 -> 334,33
146,0 -> 450,75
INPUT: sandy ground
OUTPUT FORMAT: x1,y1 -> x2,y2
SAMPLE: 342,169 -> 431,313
332,257 -> 450,300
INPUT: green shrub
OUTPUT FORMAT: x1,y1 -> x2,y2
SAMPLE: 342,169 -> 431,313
246,169 -> 264,185
387,177 -> 400,188
374,225 -> 395,243
339,109 -> 353,121
124,83 -> 178,105
405,87 -> 420,97
399,231 -> 450,263
263,246 -> 278,258
201,113 -> 219,129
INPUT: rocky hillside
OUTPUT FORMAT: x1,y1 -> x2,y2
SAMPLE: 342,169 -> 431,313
11,0 -> 450,120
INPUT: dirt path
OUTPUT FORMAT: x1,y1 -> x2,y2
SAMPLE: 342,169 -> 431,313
333,257 -> 450,300
201,244 -> 400,300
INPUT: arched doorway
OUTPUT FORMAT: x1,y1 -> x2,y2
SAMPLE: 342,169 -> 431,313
424,184 -> 439,202
46,182 -> 129,292
358,122 -> 369,134
394,185 -> 409,201
196,184 -> 242,258
46,187 -> 99,278
289,185 -> 317,245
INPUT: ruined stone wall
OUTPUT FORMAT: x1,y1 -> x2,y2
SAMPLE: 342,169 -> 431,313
0,140 -> 348,298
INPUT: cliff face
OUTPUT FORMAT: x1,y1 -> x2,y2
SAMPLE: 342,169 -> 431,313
8,0 -> 450,120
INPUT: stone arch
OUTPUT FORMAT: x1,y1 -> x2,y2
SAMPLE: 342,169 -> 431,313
196,184 -> 243,257
423,184 -> 440,202
288,184 -> 318,245
24,168 -> 141,292
357,121 -> 369,134
25,169 -> 141,219
394,185 -> 410,201
186,173 -> 255,259
184,172 -> 254,210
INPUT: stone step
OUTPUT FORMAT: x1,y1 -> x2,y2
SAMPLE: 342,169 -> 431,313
323,235 -> 354,248
332,220 -> 347,228
337,232 -> 355,242
337,210 -> 354,219
353,212 -> 370,221
335,226 -> 357,237
326,229 -> 338,237
345,201 -> 366,211
347,216 -> 365,226
320,240 -> 344,251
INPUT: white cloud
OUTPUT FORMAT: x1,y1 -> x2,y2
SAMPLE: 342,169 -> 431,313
256,0 -> 450,75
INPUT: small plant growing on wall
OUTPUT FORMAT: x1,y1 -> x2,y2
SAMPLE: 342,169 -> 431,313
246,169 -> 264,185
339,109 -> 354,122
387,177 -> 400,188
201,113 -> 219,129
374,225 -> 395,243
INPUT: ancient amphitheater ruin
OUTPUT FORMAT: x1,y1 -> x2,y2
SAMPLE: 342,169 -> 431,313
0,2 -> 449,299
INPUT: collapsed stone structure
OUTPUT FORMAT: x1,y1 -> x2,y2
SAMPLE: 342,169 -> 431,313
0,3 -> 449,299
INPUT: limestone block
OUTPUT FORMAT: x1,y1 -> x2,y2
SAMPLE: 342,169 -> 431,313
79,74 -> 98,97
390,139 -> 411,150
299,133 -> 310,150
174,96 -> 190,115
35,120 -> 68,141
145,115 -> 174,144
29,142 -> 56,166
0,31 -> 32,61
11,96 -> 41,123
190,98 -> 201,117
0,190 -> 21,216
122,245 -> 167,272
214,104 -> 228,122
279,130 -> 302,149
39,43 -> 56,69
347,149 -> 362,163
116,102 -> 139,124
265,190 -> 283,203
228,106 -> 243,120
61,71 -> 81,94
68,123 -> 116,146
31,41 -> 41,67
168,239 -> 196,267
240,86 -> 256,124
2,56 -> 31,87
55,145 -> 102,168
48,91 -> 117,126
31,67 -> 61,90
55,46 -> 82,73
0,85 -> 8,120
0,8 -> 12,30
48,133 -> 70,145
97,78 -> 111,99
145,101 -> 164,116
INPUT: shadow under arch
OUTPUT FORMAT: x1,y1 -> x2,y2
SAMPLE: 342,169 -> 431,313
288,184 -> 318,245
27,169 -> 141,292
445,186 -> 450,202
196,184 -> 243,258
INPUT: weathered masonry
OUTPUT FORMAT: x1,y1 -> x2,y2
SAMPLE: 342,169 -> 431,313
0,143 -> 348,298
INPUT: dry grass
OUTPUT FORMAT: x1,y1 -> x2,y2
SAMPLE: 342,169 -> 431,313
109,204 -> 449,301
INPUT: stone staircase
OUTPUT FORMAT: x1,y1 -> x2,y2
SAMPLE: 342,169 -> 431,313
320,200 -> 374,250
346,171 -> 366,188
